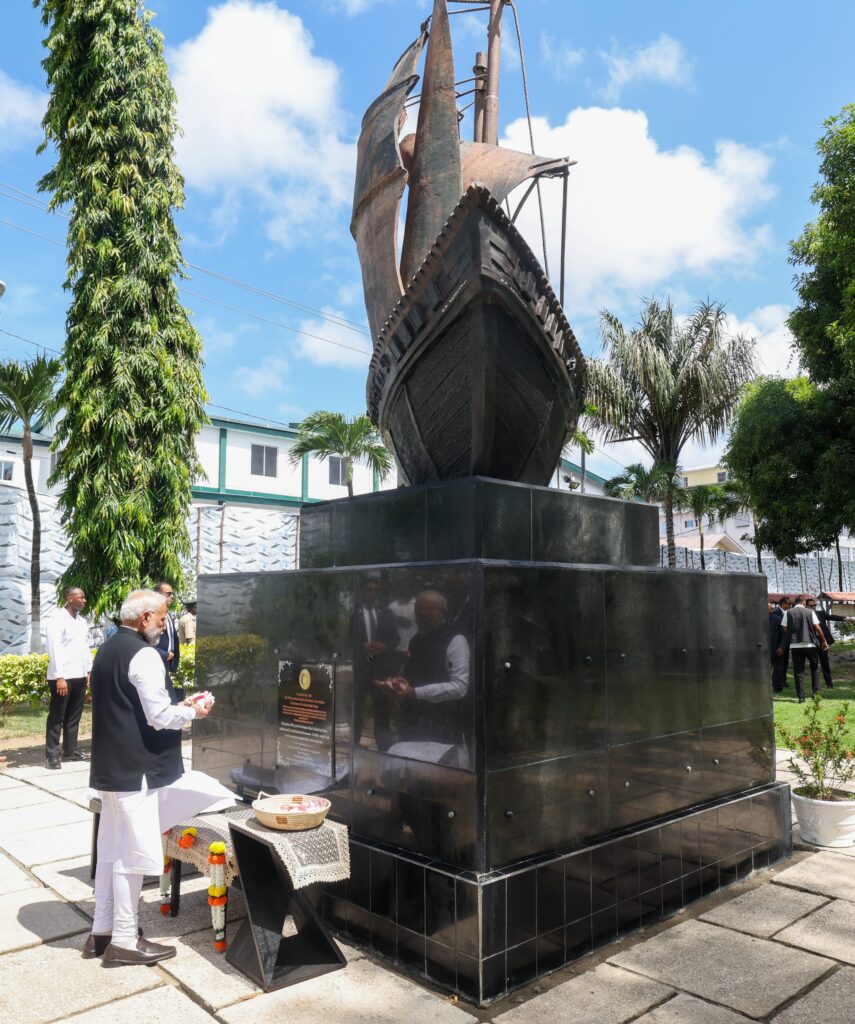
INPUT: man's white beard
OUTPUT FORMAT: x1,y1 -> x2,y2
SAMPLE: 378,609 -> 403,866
143,621 -> 163,644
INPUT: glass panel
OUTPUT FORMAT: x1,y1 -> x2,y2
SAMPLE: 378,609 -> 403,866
250,444 -> 264,476
264,445 -> 277,477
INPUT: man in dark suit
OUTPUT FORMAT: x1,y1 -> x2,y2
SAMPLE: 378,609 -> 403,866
353,573 -> 400,750
811,597 -> 847,689
154,581 -> 182,701
769,594 -> 792,692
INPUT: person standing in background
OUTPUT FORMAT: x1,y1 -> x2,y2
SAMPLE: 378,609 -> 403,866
811,597 -> 847,689
153,581 -> 182,700
769,595 -> 792,693
44,587 -> 93,769
177,600 -> 197,645
782,595 -> 829,702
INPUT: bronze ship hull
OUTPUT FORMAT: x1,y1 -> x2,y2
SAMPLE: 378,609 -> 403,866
367,185 -> 585,486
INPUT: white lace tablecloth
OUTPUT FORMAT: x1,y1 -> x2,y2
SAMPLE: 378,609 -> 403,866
166,806 -> 350,890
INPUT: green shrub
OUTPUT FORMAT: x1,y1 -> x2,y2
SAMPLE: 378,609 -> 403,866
173,641 -> 196,691
0,654 -> 49,714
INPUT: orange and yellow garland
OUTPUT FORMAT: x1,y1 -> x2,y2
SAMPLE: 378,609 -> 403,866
208,841 -> 228,951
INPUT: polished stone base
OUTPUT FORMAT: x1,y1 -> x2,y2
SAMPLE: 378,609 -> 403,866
316,781 -> 792,1006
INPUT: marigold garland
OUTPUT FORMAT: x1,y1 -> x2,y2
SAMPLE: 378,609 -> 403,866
208,839 -> 228,950
177,826 -> 198,850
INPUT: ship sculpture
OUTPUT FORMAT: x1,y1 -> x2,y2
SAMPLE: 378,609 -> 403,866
353,0 -> 586,485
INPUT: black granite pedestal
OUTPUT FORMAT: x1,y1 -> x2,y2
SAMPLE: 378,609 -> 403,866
194,478 -> 792,1005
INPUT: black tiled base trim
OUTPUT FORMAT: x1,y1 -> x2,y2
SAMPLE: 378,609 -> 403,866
319,782 -> 792,1006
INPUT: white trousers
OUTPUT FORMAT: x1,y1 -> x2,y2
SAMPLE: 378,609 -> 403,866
92,771 -> 234,949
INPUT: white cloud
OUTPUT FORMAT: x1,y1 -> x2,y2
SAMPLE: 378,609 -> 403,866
726,304 -> 798,379
294,308 -> 372,369
196,315 -> 258,356
600,34 -> 692,101
326,0 -> 391,12
540,34 -> 585,78
502,107 -> 775,316
0,70 -> 45,153
235,354 -> 290,396
169,2 -> 354,244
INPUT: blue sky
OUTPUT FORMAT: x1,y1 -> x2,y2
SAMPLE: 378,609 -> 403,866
1,0 -> 853,478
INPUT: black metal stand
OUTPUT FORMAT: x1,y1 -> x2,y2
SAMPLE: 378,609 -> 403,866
226,824 -> 345,991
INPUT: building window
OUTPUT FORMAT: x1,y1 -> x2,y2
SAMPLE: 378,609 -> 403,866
684,519 -> 695,529
329,455 -> 347,486
681,477 -> 689,487
717,470 -> 728,483
0,461 -> 13,482
250,444 -> 277,478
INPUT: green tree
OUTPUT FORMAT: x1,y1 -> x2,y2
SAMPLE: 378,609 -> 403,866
289,411 -> 393,498
787,103 -> 855,532
721,477 -> 763,573
603,460 -> 678,504
724,377 -> 842,564
673,483 -> 731,571
586,298 -> 756,567
0,355 -> 62,650
36,0 -> 207,613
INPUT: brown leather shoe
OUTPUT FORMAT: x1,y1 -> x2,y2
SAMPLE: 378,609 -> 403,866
102,937 -> 176,967
82,928 -> 144,959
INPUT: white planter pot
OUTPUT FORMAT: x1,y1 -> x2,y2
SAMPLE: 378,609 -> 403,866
792,789 -> 855,847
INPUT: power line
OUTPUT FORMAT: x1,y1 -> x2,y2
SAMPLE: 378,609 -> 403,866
0,179 -> 370,336
0,218 -> 64,247
0,327 -> 63,356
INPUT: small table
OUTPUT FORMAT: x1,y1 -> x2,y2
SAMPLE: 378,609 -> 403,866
226,816 -> 348,991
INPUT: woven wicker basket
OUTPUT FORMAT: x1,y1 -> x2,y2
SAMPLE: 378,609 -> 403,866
252,792 -> 331,831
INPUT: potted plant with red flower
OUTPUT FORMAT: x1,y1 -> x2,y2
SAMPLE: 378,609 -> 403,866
777,695 -> 855,847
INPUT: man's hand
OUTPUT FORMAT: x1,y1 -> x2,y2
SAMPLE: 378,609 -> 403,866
192,701 -> 212,719
167,651 -> 174,662
56,677 -> 68,697
775,647 -> 785,657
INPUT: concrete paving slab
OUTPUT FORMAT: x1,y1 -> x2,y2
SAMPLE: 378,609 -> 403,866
493,964 -> 673,1024
3,761 -> 90,782
608,920 -> 833,1018
771,966 -> 855,1023
0,818 -> 92,866
0,800 -> 89,835
31,770 -> 97,792
157,925 -> 261,1012
219,957 -> 479,1024
773,852 -> 855,902
776,899 -> 855,964
0,935 -> 163,1024
0,773 -> 26,790
31,855 -> 94,903
700,884 -> 828,937
634,994 -> 754,1023
0,852 -> 39,896
56,984 -> 217,1024
60,786 -> 97,808
0,786 -> 55,811
0,886 -> 89,954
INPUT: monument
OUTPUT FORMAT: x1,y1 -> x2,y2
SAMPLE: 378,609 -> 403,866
194,0 -> 791,1005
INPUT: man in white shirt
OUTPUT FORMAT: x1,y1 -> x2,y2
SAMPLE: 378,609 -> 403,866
44,586 -> 93,769
86,589 -> 233,966
781,595 -> 829,702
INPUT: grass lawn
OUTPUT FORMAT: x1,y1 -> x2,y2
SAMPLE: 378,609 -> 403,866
773,652 -> 855,749
0,706 -> 92,747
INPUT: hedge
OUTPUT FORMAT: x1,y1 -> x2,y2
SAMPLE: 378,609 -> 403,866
0,654 -> 50,713
0,642 -> 197,714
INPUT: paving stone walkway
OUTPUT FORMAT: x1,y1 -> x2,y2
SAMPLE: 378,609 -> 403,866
1,746 -> 854,1023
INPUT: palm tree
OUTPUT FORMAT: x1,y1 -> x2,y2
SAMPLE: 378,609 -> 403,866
603,461 -> 678,504
289,411 -> 393,498
586,298 -> 756,567
721,477 -> 763,572
564,424 -> 595,493
674,483 -> 731,570
0,355 -> 62,651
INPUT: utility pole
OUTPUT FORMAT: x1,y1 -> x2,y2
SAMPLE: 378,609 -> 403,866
483,0 -> 504,145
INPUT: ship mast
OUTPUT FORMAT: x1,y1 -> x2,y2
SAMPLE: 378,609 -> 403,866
482,0 -> 504,145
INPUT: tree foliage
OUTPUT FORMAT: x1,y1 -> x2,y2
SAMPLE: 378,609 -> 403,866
0,355 -> 63,649
289,411 -> 393,498
603,461 -> 677,504
586,297 -> 756,566
724,377 -> 842,562
36,0 -> 207,613
673,483 -> 734,570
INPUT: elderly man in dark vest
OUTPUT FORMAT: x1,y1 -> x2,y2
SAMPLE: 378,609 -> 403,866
84,589 -> 233,966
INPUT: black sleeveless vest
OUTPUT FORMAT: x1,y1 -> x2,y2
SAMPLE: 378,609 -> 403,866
89,627 -> 184,792
401,624 -> 466,747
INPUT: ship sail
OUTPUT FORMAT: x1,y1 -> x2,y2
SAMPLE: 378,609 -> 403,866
399,0 -> 463,284
351,29 -> 427,343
